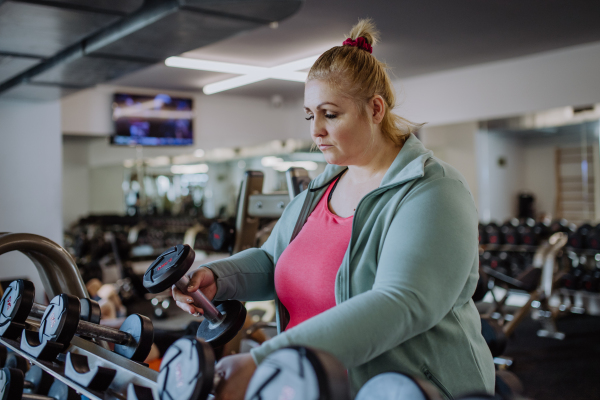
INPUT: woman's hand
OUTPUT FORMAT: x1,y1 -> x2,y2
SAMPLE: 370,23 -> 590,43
214,353 -> 257,400
172,267 -> 218,315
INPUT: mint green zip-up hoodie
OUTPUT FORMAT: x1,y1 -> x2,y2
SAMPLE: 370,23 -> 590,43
204,134 -> 495,399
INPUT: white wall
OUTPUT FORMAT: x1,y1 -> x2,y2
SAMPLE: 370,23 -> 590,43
0,99 -> 62,302
397,41 -> 600,127
63,139 -> 90,228
521,145 -> 556,219
419,122 -> 479,206
476,131 -> 526,223
90,165 -> 126,215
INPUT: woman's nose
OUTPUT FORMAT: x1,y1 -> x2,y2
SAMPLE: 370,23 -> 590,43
311,117 -> 326,138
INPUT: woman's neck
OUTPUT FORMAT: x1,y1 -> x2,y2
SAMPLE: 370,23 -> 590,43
344,140 -> 403,186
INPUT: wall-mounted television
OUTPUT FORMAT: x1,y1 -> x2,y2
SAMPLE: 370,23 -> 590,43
111,93 -> 194,146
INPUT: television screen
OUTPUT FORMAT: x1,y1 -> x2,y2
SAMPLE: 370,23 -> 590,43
111,93 -> 193,146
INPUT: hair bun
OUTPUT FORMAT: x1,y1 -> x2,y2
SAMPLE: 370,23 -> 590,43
348,18 -> 379,46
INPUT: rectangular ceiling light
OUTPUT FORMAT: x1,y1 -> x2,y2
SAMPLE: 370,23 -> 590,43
165,54 -> 320,95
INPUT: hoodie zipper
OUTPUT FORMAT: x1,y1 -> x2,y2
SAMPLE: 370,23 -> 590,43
421,365 -> 454,400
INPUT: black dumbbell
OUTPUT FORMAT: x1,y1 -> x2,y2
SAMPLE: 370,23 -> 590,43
501,219 -> 521,245
0,367 -> 78,400
518,219 -> 538,246
485,223 -> 503,245
209,220 -> 236,254
245,346 -> 350,400
585,224 -> 600,249
0,280 -> 100,340
581,260 -> 600,292
568,223 -> 593,249
143,244 -> 247,347
354,371 -> 442,400
26,294 -> 153,362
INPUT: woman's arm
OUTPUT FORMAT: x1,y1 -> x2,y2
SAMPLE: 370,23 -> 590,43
250,177 -> 479,367
203,247 -> 276,301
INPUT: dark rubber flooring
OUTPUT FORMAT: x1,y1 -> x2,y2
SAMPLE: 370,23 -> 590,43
503,313 -> 600,400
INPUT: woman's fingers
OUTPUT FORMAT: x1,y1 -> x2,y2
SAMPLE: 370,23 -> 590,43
171,285 -> 193,304
171,267 -> 217,316
175,300 -> 204,315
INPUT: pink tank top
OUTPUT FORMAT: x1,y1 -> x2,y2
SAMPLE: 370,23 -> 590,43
274,178 -> 353,330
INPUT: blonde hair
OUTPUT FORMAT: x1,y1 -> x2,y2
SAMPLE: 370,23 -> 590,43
307,19 -> 423,146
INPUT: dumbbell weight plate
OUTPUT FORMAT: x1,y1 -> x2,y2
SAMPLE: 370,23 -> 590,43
355,372 -> 443,400
157,337 -> 214,400
209,221 -> 234,252
0,367 -> 23,400
42,294 -> 154,362
80,298 -> 101,325
0,280 -> 35,338
196,301 -> 246,348
39,294 -> 80,349
245,346 -> 350,400
143,244 -> 195,293
114,314 -> 154,362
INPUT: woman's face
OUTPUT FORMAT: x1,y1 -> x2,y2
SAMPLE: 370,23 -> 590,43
304,79 -> 374,166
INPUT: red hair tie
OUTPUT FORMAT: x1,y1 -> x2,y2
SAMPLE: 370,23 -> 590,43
342,37 -> 372,54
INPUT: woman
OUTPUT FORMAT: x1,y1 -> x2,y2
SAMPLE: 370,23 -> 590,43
174,19 -> 495,400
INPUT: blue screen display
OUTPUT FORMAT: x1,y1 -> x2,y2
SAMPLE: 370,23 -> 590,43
111,93 -> 193,146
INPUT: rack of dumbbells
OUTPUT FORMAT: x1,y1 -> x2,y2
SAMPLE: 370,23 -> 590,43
0,237 -> 251,400
557,222 -> 600,316
0,232 -> 160,400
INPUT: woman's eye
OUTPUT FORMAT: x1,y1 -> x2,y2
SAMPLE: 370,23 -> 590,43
325,114 -> 337,119
305,115 -> 314,121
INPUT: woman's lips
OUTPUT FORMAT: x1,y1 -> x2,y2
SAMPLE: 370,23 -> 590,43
319,144 -> 332,151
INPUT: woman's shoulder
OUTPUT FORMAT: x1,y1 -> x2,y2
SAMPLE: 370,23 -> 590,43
419,156 -> 474,196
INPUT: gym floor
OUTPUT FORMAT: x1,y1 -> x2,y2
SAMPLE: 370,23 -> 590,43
505,313 -> 600,400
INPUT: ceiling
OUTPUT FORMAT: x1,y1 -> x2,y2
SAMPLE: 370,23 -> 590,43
109,0 -> 600,100
0,0 -> 303,100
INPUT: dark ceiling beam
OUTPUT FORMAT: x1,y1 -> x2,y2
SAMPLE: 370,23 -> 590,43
0,0 -> 180,94
12,0 -> 129,16
0,50 -> 45,60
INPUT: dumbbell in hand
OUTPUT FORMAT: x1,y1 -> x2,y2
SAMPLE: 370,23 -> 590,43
0,280 -> 100,340
0,367 -> 78,400
143,244 -> 246,347
23,294 -> 153,362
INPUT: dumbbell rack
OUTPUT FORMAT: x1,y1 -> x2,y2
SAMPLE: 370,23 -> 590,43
0,333 -> 158,399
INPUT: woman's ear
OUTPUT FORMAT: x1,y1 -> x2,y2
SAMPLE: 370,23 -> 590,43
370,95 -> 385,124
